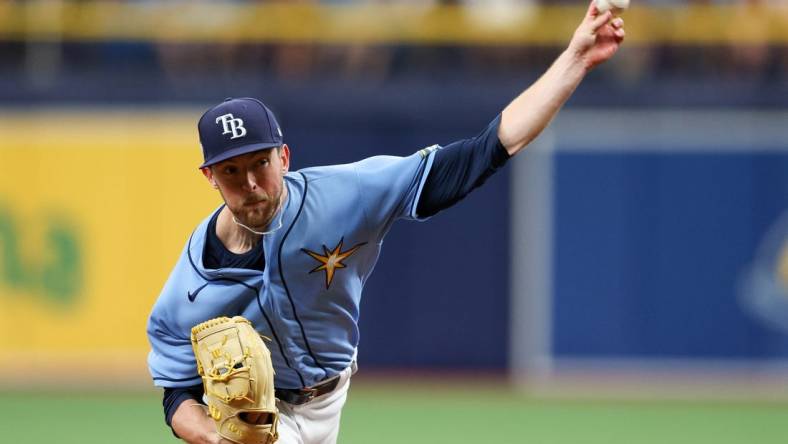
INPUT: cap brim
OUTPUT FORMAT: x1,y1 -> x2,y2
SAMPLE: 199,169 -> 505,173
199,142 -> 282,169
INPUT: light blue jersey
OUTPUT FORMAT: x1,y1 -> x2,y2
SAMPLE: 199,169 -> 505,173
147,148 -> 438,389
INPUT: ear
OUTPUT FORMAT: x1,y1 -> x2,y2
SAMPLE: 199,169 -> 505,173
201,167 -> 219,189
279,144 -> 291,174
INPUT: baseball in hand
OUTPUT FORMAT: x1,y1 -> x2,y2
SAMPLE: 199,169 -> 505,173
595,0 -> 629,14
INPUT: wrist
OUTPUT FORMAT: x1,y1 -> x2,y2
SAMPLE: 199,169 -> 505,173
195,430 -> 222,444
559,48 -> 591,78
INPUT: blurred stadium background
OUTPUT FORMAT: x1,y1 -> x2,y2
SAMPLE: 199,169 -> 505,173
1,0 -> 787,442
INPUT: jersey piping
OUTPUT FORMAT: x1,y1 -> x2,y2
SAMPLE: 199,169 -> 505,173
278,172 -> 330,378
183,220 -> 306,387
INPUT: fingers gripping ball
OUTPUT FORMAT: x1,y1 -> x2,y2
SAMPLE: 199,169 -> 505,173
596,0 -> 629,14
191,316 -> 279,444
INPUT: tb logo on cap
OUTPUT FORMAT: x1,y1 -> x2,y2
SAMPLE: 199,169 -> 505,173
215,113 -> 247,139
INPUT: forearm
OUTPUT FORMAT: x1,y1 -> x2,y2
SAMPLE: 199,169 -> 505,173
498,2 -> 624,156
498,49 -> 587,156
171,400 -> 222,444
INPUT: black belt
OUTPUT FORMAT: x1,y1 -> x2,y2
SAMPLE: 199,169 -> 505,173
276,362 -> 357,405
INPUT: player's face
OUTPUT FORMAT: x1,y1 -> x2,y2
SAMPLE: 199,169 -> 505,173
202,145 -> 291,231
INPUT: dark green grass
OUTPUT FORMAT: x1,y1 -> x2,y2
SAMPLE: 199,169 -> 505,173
2,383 -> 786,443
341,384 -> 788,444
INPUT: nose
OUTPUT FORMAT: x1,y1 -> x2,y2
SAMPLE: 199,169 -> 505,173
244,170 -> 258,190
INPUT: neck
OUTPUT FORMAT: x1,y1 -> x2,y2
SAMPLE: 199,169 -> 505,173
216,208 -> 262,254
215,185 -> 288,254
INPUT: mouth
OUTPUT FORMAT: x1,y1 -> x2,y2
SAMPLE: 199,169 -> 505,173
244,198 -> 267,207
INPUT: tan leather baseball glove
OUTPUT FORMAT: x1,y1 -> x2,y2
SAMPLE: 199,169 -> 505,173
191,316 -> 279,444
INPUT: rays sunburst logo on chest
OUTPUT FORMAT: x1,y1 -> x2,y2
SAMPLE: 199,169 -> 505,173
302,238 -> 367,289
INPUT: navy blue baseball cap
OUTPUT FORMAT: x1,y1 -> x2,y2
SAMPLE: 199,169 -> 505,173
198,97 -> 283,168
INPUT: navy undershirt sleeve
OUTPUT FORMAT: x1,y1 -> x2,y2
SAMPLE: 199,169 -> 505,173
416,114 -> 511,218
163,384 -> 205,435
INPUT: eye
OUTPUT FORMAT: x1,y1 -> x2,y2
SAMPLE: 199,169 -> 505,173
224,166 -> 238,175
257,159 -> 270,167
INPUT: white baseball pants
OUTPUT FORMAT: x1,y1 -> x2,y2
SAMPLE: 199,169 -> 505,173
275,364 -> 354,444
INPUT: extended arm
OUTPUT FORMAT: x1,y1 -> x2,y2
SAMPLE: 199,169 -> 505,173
415,2 -> 624,217
498,2 -> 625,155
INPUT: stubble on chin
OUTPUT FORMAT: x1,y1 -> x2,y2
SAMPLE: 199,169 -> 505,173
238,194 -> 280,231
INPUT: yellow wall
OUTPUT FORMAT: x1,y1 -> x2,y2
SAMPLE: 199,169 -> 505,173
0,109 -> 221,384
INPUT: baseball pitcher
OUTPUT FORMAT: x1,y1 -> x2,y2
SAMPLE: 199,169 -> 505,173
147,3 -> 625,443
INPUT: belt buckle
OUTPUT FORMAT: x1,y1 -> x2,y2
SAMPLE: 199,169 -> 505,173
299,387 -> 318,402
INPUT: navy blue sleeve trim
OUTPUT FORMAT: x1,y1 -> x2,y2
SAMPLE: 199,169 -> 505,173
416,114 -> 511,218
163,384 -> 205,437
153,375 -> 202,383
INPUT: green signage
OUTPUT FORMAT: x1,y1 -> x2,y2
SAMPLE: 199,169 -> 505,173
0,207 -> 82,305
